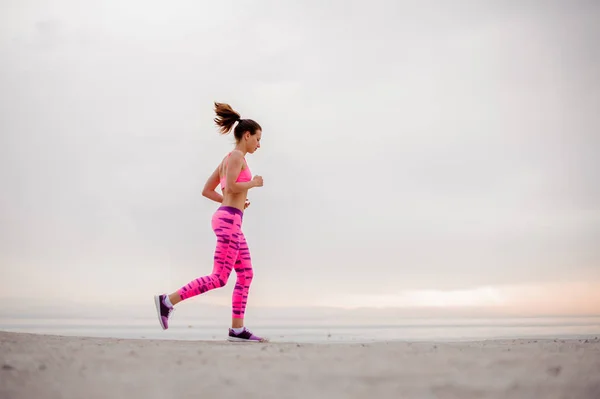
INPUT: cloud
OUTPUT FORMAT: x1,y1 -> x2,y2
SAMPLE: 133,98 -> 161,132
0,0 -> 599,309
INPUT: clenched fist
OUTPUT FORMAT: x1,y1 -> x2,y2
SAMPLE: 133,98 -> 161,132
252,175 -> 263,188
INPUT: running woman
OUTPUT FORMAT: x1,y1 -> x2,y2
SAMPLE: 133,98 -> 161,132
154,102 -> 266,342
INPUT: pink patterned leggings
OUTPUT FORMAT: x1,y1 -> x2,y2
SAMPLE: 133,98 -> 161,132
177,206 -> 254,319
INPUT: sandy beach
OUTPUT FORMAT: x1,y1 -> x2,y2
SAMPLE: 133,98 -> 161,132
1,331 -> 599,399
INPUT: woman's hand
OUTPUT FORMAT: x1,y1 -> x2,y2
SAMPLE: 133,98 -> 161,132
251,175 -> 263,188
244,199 -> 251,209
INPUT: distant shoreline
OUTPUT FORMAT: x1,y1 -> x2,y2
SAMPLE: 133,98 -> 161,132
1,330 -> 599,344
2,314 -> 600,344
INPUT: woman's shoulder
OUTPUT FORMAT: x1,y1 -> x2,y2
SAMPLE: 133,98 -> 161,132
228,150 -> 245,160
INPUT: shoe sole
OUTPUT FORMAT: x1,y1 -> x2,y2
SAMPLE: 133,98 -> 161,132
227,336 -> 264,343
154,295 -> 167,330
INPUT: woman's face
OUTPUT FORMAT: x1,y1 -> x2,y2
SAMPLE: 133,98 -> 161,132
245,130 -> 262,154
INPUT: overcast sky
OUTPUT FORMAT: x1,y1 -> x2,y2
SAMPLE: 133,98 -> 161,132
1,0 -> 599,316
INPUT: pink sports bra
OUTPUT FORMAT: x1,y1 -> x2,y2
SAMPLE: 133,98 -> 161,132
220,152 -> 252,191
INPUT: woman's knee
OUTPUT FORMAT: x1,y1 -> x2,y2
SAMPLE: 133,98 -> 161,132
245,267 -> 254,282
210,274 -> 228,289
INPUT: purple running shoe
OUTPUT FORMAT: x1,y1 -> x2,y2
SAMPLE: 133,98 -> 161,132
154,294 -> 175,330
227,327 -> 267,343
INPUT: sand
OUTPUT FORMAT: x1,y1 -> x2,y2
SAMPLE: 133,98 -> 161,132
1,332 -> 599,399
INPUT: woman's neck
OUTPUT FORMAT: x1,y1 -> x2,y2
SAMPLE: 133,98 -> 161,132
234,143 -> 247,156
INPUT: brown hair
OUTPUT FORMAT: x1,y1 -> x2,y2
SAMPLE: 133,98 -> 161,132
213,102 -> 262,142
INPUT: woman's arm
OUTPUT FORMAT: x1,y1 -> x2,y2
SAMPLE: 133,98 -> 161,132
202,165 -> 223,203
226,151 -> 261,193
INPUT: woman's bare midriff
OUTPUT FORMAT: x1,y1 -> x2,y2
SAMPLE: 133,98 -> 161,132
221,189 -> 248,212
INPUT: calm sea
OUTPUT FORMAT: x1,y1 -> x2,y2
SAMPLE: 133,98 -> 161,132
1,316 -> 599,343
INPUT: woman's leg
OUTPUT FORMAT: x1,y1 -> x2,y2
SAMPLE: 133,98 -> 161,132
176,211 -> 241,301
154,207 -> 243,330
228,231 -> 266,342
231,230 -> 254,327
